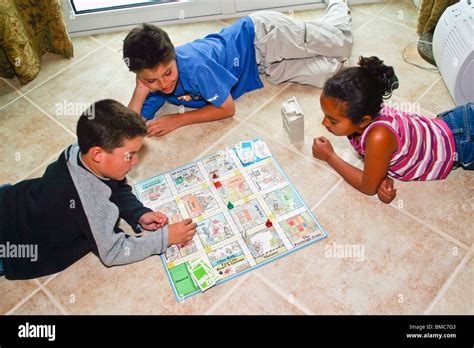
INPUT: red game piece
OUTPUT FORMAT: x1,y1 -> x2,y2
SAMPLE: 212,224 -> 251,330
265,219 -> 273,228
214,181 -> 222,189
212,173 -> 218,179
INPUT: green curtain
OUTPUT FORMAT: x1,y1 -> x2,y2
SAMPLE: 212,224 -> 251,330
417,0 -> 459,35
0,0 -> 73,85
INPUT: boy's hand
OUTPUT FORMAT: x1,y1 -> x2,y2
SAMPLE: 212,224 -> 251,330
138,211 -> 169,231
312,137 -> 335,162
147,115 -> 182,137
377,177 -> 397,204
168,219 -> 197,245
135,76 -> 152,96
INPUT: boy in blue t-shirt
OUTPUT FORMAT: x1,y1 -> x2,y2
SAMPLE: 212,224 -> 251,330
124,0 -> 352,137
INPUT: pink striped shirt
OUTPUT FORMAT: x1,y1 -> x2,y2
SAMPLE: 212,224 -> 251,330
348,104 -> 456,181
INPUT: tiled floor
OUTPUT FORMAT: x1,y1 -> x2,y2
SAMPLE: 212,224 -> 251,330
1,0 -> 472,315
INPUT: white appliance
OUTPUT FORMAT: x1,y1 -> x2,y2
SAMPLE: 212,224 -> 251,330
433,0 -> 474,105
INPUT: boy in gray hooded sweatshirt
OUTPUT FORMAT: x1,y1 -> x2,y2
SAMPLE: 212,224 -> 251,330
0,99 -> 196,279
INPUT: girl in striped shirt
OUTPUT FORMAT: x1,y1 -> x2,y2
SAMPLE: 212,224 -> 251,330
312,56 -> 474,204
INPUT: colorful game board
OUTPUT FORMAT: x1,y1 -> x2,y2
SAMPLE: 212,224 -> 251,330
134,138 -> 328,301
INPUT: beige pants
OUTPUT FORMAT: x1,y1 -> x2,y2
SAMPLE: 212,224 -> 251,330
249,1 -> 352,87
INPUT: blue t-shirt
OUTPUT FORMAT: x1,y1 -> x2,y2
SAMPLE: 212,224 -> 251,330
141,16 -> 263,119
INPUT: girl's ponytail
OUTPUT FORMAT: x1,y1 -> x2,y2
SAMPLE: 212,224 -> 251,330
323,56 -> 399,124
359,56 -> 399,98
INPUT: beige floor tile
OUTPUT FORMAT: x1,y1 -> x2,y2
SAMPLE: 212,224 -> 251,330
45,253 -> 237,314
200,124 -> 341,208
351,1 -> 390,14
430,253 -> 474,315
348,17 -> 440,102
26,47 -> 136,132
418,78 -> 456,115
0,98 -> 75,183
0,79 -> 21,108
243,83 -> 361,168
91,31 -> 126,45
254,182 -> 466,314
9,37 -> 103,94
233,77 -> 288,121
393,170 -> 474,246
379,0 -> 419,29
11,289 -> 63,315
0,278 -> 38,314
212,275 -> 304,314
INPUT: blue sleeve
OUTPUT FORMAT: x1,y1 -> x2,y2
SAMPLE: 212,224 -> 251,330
141,93 -> 166,120
195,61 -> 238,107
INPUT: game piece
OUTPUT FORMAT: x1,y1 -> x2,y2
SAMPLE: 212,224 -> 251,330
134,138 -> 328,301
281,96 -> 304,143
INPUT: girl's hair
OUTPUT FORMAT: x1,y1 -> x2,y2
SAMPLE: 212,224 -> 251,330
323,56 -> 399,124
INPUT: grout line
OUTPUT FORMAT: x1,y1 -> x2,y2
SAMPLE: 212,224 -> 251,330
352,11 -> 377,32
193,82 -> 293,160
21,93 -> 77,138
4,40 -> 106,98
254,272 -> 315,315
0,89 -> 22,111
312,178 -> 343,211
41,273 -> 60,287
5,285 -> 42,315
218,19 -> 231,26
245,121 -> 344,176
374,11 -> 418,32
14,150 -> 64,184
2,77 -> 78,140
414,76 -> 442,105
90,30 -> 125,45
204,273 -> 250,314
241,84 -> 292,124
41,285 -> 69,315
390,205 -> 470,250
88,35 -> 110,46
424,246 -> 473,314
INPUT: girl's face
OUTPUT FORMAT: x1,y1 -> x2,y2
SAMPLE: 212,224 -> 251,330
320,94 -> 370,136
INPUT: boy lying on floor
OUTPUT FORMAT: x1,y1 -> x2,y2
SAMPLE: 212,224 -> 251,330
0,99 -> 196,280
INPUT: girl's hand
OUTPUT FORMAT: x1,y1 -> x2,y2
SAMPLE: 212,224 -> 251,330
312,137 -> 335,162
377,177 -> 397,204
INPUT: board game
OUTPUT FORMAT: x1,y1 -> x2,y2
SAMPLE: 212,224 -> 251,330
134,138 -> 328,301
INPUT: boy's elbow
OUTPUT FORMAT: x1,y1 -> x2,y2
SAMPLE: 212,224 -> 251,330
226,108 -> 235,118
223,103 -> 235,118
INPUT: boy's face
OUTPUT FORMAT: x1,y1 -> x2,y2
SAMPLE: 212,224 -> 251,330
137,60 -> 179,94
96,136 -> 144,181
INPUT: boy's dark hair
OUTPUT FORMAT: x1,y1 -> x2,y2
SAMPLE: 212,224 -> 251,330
123,23 -> 176,72
323,56 -> 399,124
77,99 -> 147,154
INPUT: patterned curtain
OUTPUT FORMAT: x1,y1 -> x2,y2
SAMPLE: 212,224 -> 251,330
0,0 -> 73,85
416,0 -> 459,35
